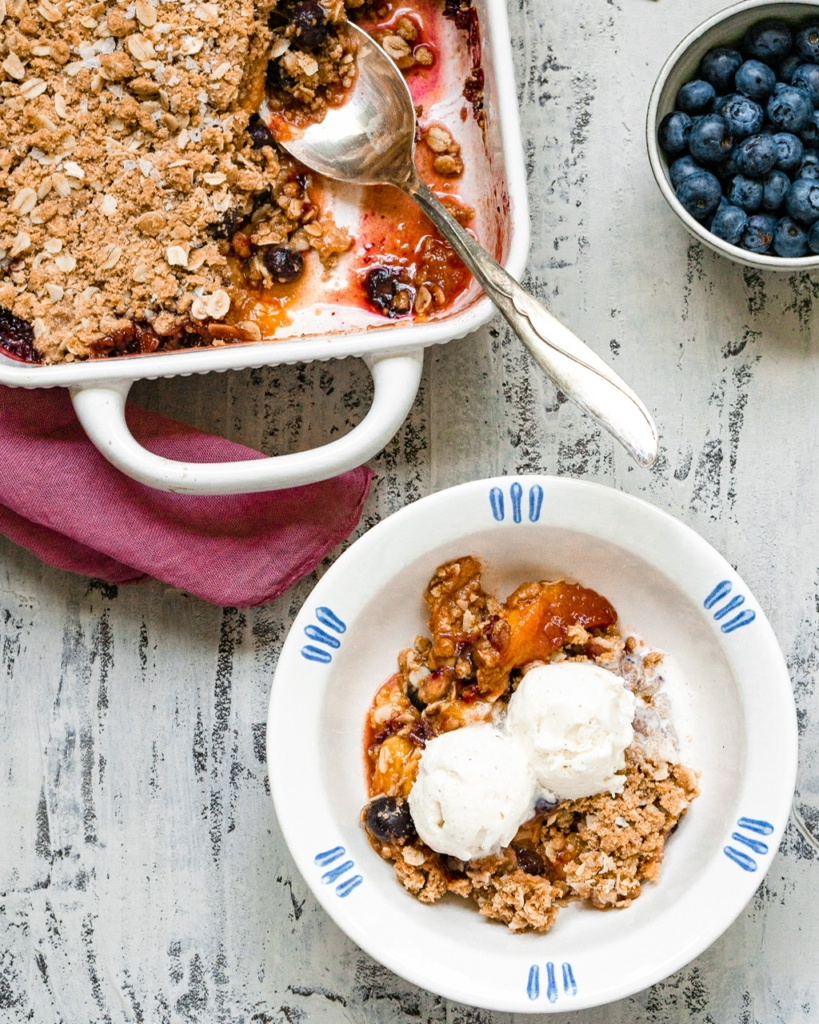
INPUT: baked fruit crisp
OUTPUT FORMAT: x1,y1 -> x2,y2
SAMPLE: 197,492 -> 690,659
0,0 -> 480,363
361,556 -> 700,933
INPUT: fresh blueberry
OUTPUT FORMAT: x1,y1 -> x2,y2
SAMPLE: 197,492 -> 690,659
795,23 -> 819,63
786,177 -> 819,223
658,110 -> 693,156
700,47 -> 743,91
761,168 -> 791,210
735,60 -> 778,101
807,218 -> 819,251
790,63 -> 819,103
744,19 -> 793,63
778,54 -> 802,84
767,86 -> 814,131
798,149 -> 819,179
741,213 -> 777,252
688,113 -> 734,163
773,215 -> 809,256
734,133 -> 778,176
772,131 -> 804,171
676,169 -> 723,220
669,155 -> 703,187
717,94 -> 764,138
799,110 -> 819,145
676,79 -> 716,114
710,203 -> 748,245
726,174 -> 764,211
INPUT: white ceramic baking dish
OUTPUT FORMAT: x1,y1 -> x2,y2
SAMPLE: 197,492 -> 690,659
0,0 -> 529,495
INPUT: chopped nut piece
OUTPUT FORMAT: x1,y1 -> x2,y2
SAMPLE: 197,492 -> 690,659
134,211 -> 166,236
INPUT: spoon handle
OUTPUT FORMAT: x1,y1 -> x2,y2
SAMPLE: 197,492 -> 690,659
404,178 -> 659,468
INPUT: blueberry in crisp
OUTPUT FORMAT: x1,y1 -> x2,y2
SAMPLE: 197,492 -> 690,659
0,306 -> 36,363
365,796 -> 418,845
263,246 -> 305,284
292,1 -> 330,49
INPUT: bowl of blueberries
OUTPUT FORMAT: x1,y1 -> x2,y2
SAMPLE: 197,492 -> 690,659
647,0 -> 819,267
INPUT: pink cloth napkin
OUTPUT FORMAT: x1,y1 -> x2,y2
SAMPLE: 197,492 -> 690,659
0,385 -> 374,607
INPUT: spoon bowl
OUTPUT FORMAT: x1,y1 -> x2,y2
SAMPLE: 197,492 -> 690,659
262,26 -> 416,186
264,23 -> 659,468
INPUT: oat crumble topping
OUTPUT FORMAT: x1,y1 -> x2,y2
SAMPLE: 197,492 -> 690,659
0,0 -> 364,362
0,0 -> 481,363
361,556 -> 700,933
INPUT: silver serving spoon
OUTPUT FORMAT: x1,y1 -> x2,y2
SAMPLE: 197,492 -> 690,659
262,23 -> 658,467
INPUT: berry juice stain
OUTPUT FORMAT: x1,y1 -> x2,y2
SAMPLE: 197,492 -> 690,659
328,0 -> 476,319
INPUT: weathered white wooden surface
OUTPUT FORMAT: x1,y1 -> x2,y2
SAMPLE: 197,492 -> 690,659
2,0 -> 818,1020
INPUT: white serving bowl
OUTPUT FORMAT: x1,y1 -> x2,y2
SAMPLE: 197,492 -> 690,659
647,0 -> 819,270
266,476 -> 797,1013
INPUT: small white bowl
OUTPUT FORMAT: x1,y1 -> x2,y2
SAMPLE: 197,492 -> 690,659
647,0 -> 819,270
266,476 -> 797,1013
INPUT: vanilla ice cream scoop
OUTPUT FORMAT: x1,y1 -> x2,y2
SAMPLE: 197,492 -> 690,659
408,724 -> 535,861
505,661 -> 636,802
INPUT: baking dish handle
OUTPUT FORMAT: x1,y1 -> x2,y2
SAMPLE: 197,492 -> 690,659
68,349 -> 424,495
